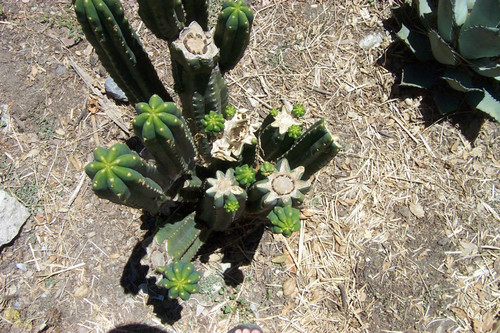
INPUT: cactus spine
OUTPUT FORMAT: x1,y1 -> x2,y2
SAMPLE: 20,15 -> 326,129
214,0 -> 254,72
74,0 -> 171,104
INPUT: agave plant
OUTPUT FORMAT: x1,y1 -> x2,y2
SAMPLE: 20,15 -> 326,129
76,0 -> 342,301
393,0 -> 499,121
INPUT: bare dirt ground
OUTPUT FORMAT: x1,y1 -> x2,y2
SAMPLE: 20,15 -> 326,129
0,0 -> 499,332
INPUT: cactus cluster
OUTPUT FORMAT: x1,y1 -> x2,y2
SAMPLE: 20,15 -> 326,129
77,0 -> 342,301
392,0 -> 499,120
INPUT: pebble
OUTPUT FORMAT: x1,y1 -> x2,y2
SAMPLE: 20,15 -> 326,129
359,33 -> 384,50
54,65 -> 67,75
105,77 -> 128,102
16,263 -> 27,272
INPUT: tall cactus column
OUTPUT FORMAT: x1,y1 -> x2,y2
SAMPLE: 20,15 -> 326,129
170,22 -> 229,162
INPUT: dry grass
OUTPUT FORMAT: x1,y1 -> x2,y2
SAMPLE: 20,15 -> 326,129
0,0 -> 499,332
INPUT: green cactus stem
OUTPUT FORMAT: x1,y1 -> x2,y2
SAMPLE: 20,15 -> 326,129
235,164 -> 256,187
157,261 -> 202,300
174,175 -> 203,203
198,169 -> 247,231
214,0 -> 254,72
249,158 -> 310,212
74,0 -> 171,104
137,0 -> 185,42
258,161 -> 275,177
85,143 -> 166,214
258,106 -> 302,161
182,0 -> 209,31
155,211 -> 207,261
201,111 -> 225,134
267,205 -> 301,238
133,95 -> 197,183
291,104 -> 306,118
279,119 -> 341,179
170,21 -> 228,162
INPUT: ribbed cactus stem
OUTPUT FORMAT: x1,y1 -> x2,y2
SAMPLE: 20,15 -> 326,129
170,21 -> 228,162
137,0 -> 185,42
85,143 -> 166,214
214,0 -> 254,72
156,212 -> 203,261
267,205 -> 301,238
198,169 -> 247,231
279,119 -> 341,179
157,261 -> 202,300
182,0 -> 209,31
74,0 -> 171,104
133,95 -> 197,183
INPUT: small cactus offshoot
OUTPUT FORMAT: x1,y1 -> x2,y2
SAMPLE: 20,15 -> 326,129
202,111 -> 225,134
287,124 -> 303,139
267,205 -> 301,237
235,164 -> 256,187
259,161 -> 275,177
292,104 -> 306,118
269,108 -> 279,117
224,105 -> 237,118
224,200 -> 240,213
158,261 -> 202,300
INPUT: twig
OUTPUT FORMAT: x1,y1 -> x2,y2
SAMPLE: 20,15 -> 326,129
39,262 -> 85,280
67,172 -> 86,207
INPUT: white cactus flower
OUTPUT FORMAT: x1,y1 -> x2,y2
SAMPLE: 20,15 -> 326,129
270,106 -> 301,135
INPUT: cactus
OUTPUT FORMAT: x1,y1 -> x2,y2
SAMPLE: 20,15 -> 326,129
76,0 -> 343,304
74,0 -> 171,104
267,205 -> 301,238
133,95 -> 197,184
235,164 -> 256,187
393,0 -> 500,120
85,143 -> 166,214
157,261 -> 202,300
280,119 -> 341,179
198,169 -> 247,231
202,111 -> 225,134
214,0 -> 254,72
137,0 -> 185,42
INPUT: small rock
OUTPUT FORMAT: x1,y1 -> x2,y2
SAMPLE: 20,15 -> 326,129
359,33 -> 384,50
409,202 -> 425,218
283,277 -> 298,297
74,285 -> 89,298
16,263 -> 27,272
437,236 -> 450,246
0,190 -> 31,247
54,65 -> 67,75
105,77 -> 128,102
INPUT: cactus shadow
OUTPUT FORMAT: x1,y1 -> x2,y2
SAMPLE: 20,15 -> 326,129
198,218 -> 266,287
108,323 -> 167,333
378,18 -> 487,144
120,213 -> 183,325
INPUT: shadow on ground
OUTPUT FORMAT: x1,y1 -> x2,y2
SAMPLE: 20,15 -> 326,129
108,323 -> 167,332
119,207 -> 266,324
378,15 -> 488,144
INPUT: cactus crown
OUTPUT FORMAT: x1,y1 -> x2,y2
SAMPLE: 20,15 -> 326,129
158,261 -> 202,300
267,205 -> 301,238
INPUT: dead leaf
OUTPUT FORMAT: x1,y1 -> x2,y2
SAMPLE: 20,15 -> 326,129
271,254 -> 287,264
283,277 -> 298,297
284,251 -> 297,274
74,285 -> 89,298
281,302 -> 294,315
459,241 -> 478,257
409,202 -> 425,218
450,306 -> 470,325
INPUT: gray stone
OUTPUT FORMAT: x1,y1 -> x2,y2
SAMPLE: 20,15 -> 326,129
359,33 -> 384,50
0,190 -> 30,246
105,77 -> 128,102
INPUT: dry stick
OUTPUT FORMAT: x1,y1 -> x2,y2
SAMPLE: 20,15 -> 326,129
29,243 -> 41,272
66,172 -> 86,208
38,262 -> 85,280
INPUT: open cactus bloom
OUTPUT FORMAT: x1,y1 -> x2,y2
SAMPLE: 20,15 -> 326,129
270,105 -> 302,136
157,261 -> 202,300
252,159 -> 311,207
267,205 -> 301,238
393,0 -> 500,120
206,169 -> 246,203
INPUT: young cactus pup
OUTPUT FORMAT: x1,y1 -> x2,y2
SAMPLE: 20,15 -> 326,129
157,261 -> 202,300
267,205 -> 301,238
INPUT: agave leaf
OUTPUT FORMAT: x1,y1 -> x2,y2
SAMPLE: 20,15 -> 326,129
466,87 -> 500,121
397,24 -> 434,61
441,68 -> 484,92
417,0 -> 435,28
401,63 -> 440,88
454,0 -> 469,26
433,86 -> 463,113
458,26 -> 500,59
470,58 -> 500,79
438,0 -> 455,42
463,0 -> 500,29
428,30 -> 457,65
